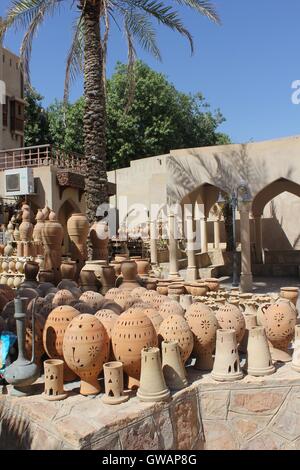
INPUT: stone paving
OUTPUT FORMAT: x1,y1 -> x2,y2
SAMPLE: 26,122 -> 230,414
1,362 -> 300,450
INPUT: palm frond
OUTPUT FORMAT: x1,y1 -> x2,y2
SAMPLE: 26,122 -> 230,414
174,0 -> 220,24
64,15 -> 84,103
123,17 -> 137,112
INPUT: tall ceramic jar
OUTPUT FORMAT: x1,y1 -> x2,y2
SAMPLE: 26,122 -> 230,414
63,314 -> 110,395
90,220 -> 109,261
111,307 -> 157,389
19,205 -> 33,242
67,213 -> 89,278
33,209 -> 45,256
41,211 -> 63,285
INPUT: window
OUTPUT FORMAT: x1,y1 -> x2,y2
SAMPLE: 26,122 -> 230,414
10,99 -> 24,133
3,97 -> 8,127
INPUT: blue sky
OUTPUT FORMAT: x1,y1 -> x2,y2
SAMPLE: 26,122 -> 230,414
1,0 -> 300,144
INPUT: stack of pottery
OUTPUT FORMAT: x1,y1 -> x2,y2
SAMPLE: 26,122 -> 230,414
67,213 -> 89,278
90,220 -> 109,262
264,299 -> 297,362
111,308 -> 157,388
41,211 -> 63,285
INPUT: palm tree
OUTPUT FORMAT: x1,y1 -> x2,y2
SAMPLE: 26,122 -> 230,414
0,0 -> 220,223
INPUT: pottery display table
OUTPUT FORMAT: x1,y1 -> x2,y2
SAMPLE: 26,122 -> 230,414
1,363 -> 300,450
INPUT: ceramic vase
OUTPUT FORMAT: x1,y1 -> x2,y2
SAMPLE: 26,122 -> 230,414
43,359 -> 67,401
211,329 -> 243,382
186,304 -> 218,370
60,260 -> 77,280
43,305 -> 80,381
67,213 -> 89,277
90,221 -> 109,261
135,259 -> 150,276
215,303 -> 246,344
158,314 -> 193,365
161,340 -> 187,390
102,361 -> 129,405
137,347 -> 170,402
111,308 -> 157,389
41,211 -> 63,284
19,207 -> 33,242
245,326 -> 275,377
63,314 -> 110,395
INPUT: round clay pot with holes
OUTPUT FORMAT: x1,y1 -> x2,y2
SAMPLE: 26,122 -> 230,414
186,303 -> 218,370
113,291 -> 135,310
105,288 -> 121,300
95,310 -> 119,360
63,314 -> 110,395
131,286 -> 147,298
43,305 -> 80,381
142,307 -> 163,334
158,314 -> 193,365
215,303 -> 246,344
52,289 -> 77,307
150,294 -> 169,310
111,308 -> 157,389
159,300 -> 185,319
79,291 -> 103,311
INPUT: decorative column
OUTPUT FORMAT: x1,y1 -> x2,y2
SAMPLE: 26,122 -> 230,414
150,220 -> 158,265
200,217 -> 208,253
213,217 -> 221,250
168,212 -> 179,279
239,203 -> 253,292
254,215 -> 263,264
186,213 -> 198,281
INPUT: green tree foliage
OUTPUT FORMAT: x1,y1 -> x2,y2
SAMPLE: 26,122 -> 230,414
24,88 -> 50,147
24,62 -> 230,168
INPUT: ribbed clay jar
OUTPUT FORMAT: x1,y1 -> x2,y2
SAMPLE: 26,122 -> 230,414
111,307 -> 157,389
215,303 -> 246,344
43,305 -> 80,381
63,314 -> 110,395
158,314 -> 193,365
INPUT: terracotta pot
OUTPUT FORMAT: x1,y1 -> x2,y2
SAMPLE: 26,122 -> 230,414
135,259 -> 150,276
111,308 -> 157,389
4,243 -> 14,256
63,314 -> 110,395
211,329 -> 243,382
43,359 -> 67,401
203,278 -> 220,292
60,261 -> 77,280
184,283 -> 192,295
280,287 -> 299,306
80,260 -> 105,291
43,305 -> 80,381
143,308 -> 163,334
158,314 -> 193,365
131,286 -> 147,298
90,221 -> 109,261
264,300 -> 297,362
110,262 -> 122,277
95,309 -> 119,361
113,291 -> 135,310
143,278 -> 158,291
105,288 -> 121,300
215,303 -> 246,344
245,326 -> 275,377
189,283 -> 209,297
162,340 -> 188,390
67,213 -> 89,276
19,207 -> 33,242
186,304 -> 218,371
0,245 -> 4,256
137,347 -> 170,402
24,261 -> 39,283
79,291 -> 104,311
41,211 -> 63,284
119,260 -> 140,291
33,209 -> 45,242
52,289 -> 77,307
96,265 -> 116,294
157,281 -> 170,296
159,300 -> 184,319
102,361 -> 129,405
38,270 -> 55,284
150,294 -> 169,310
141,290 -> 160,304
115,254 -> 129,262
168,284 -> 186,296
72,301 -> 94,314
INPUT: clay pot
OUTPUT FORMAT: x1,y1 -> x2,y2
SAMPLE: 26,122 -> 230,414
41,212 -> 63,284
110,262 -> 122,277
135,259 -> 150,276
280,287 -> 299,307
79,269 -> 100,292
52,289 -> 77,307
113,291 -> 135,310
245,326 -> 275,377
19,207 -> 33,242
79,291 -> 104,311
150,294 -> 169,310
203,278 -> 220,292
162,340 -> 188,390
141,290 -> 160,304
212,329 -> 243,382
189,283 -> 209,297
256,301 -> 272,327
67,213 -> 89,276
115,254 -> 129,262
157,281 -> 170,296
105,288 -> 121,300
23,261 -> 39,284
159,300 -> 184,319
39,270 -> 55,284
143,308 -> 163,334
63,314 -> 110,395
111,308 -> 157,389
215,303 -> 246,344
96,266 -> 116,295
102,361 -> 129,405
137,347 -> 170,402
72,301 -> 94,314
168,284 -> 186,296
33,209 -> 44,242
186,304 -> 218,371
143,278 -> 158,291
180,295 -> 193,312
60,261 -> 77,280
292,325 -> 300,372
158,315 -> 193,365
43,305 -> 80,381
90,221 -> 109,261
43,359 -> 67,401
239,314 -> 258,354
4,243 -> 14,257
119,260 -> 140,291
131,286 -> 147,298
98,298 -> 123,314
264,300 -> 297,362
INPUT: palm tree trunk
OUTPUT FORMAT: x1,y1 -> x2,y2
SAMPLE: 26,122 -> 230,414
82,0 -> 108,223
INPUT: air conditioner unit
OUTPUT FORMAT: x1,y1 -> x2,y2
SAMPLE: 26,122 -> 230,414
4,168 -> 35,196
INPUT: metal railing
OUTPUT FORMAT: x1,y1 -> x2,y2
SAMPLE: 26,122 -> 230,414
0,144 -> 86,174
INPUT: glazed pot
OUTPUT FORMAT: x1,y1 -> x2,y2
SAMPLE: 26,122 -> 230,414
215,303 -> 246,344
111,308 -> 157,389
158,314 -> 193,365
264,299 -> 297,362
67,213 -> 89,276
186,303 -> 218,370
60,261 -> 77,280
43,305 -> 80,381
280,287 -> 299,307
63,314 -> 110,395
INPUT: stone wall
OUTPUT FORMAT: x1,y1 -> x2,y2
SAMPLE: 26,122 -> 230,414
1,364 -> 300,450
